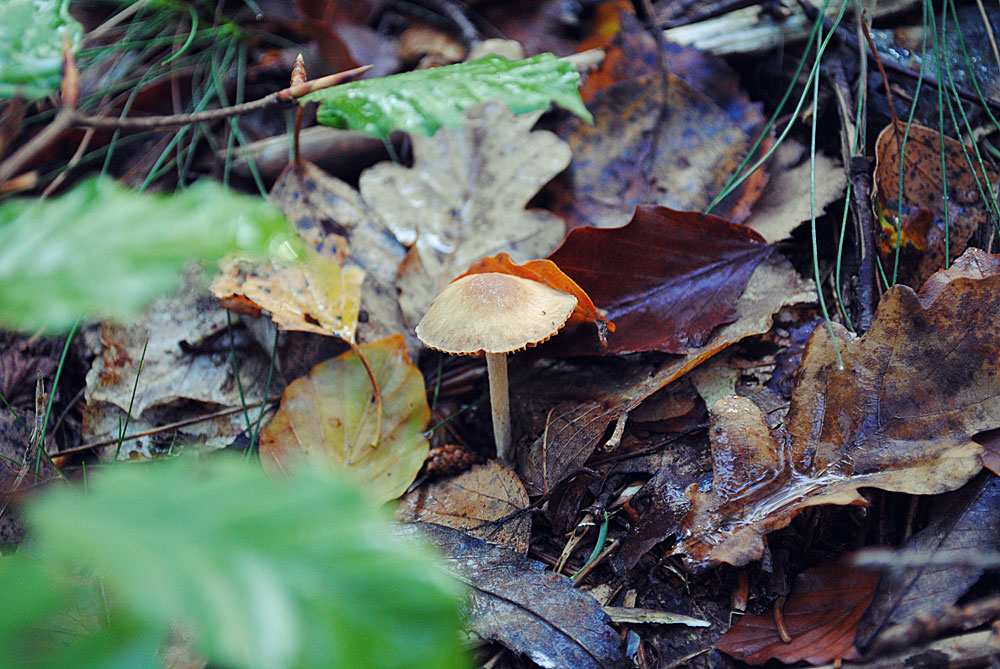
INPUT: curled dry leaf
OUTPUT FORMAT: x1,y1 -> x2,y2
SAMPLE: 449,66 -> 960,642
716,564 -> 878,665
547,205 -> 773,355
873,121 -> 998,288
396,460 -> 531,554
676,249 -> 999,568
359,102 -> 572,328
212,248 -> 364,343
458,252 -> 613,339
260,335 -> 429,504
406,522 -> 624,669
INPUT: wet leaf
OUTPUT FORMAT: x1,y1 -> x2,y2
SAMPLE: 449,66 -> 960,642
260,335 -> 429,503
677,249 -> 999,568
716,564 -> 878,665
0,0 -> 82,99
856,472 -> 1000,649
0,178 -> 291,332
406,522 -> 623,668
873,121 -> 998,288
396,460 -> 531,554
556,73 -> 769,229
547,206 -> 773,355
305,53 -> 591,139
361,102 -> 572,327
458,253 -> 613,338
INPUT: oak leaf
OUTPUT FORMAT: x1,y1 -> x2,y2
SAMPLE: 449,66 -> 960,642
676,249 -> 1000,568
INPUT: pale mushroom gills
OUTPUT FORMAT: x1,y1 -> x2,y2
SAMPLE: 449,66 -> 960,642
415,272 -> 577,462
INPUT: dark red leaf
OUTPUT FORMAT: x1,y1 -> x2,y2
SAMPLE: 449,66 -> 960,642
716,564 -> 879,666
548,206 -> 772,355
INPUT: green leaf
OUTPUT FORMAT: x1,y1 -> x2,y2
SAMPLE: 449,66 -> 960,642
0,0 -> 83,99
0,177 -> 294,332
305,54 -> 593,139
22,456 -> 470,669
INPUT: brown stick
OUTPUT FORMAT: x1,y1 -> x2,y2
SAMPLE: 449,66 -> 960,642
69,65 -> 371,131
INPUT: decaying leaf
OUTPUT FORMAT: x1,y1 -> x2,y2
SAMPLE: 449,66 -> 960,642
716,564 -> 878,665
396,460 -> 531,554
260,335 -> 428,503
677,249 -> 1000,568
406,522 -> 623,669
556,73 -> 769,229
360,102 -> 572,327
84,277 -> 279,460
517,252 -> 814,496
873,121 -> 998,288
547,206 -> 773,355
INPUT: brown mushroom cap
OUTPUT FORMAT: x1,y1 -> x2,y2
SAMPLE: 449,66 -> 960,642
415,272 -> 578,355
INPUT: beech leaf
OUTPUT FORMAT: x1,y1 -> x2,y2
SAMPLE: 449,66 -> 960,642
716,564 -> 878,665
260,335 -> 429,503
547,205 -> 773,355
676,248 -> 999,568
0,0 -> 82,99
305,54 -> 591,139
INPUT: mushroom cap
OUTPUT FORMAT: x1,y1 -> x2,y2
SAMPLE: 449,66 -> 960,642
415,273 -> 578,355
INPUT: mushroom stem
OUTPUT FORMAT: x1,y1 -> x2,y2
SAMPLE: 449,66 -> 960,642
485,352 -> 512,462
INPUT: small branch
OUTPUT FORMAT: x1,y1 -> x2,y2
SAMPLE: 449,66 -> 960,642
69,64 -> 371,131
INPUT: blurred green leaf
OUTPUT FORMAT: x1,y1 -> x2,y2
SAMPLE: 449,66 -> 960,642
20,456 -> 469,669
305,54 -> 592,139
0,177 -> 294,331
0,0 -> 83,99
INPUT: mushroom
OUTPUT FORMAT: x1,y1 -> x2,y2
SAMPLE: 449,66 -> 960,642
415,272 -> 578,462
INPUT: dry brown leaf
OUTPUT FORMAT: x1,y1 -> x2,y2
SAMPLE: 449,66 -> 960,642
212,250 -> 364,342
743,140 -> 846,243
396,460 -> 530,554
676,249 -> 1000,568
359,101 -> 571,327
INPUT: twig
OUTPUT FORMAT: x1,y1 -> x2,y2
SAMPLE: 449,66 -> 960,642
69,65 -> 371,131
0,109 -> 74,185
52,396 -> 281,456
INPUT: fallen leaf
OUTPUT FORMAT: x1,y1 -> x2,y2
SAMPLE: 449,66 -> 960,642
260,335 -> 429,503
556,73 -> 769,230
873,121 -> 998,288
743,140 -> 846,242
84,276 -> 280,460
677,249 -> 1000,568
517,252 -> 814,496
211,250 -> 364,343
716,563 -> 878,665
397,460 -> 531,554
458,253 -> 613,338
547,206 -> 773,355
406,522 -> 624,668
360,102 -> 572,327
855,472 -> 1000,649
268,160 -> 410,351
